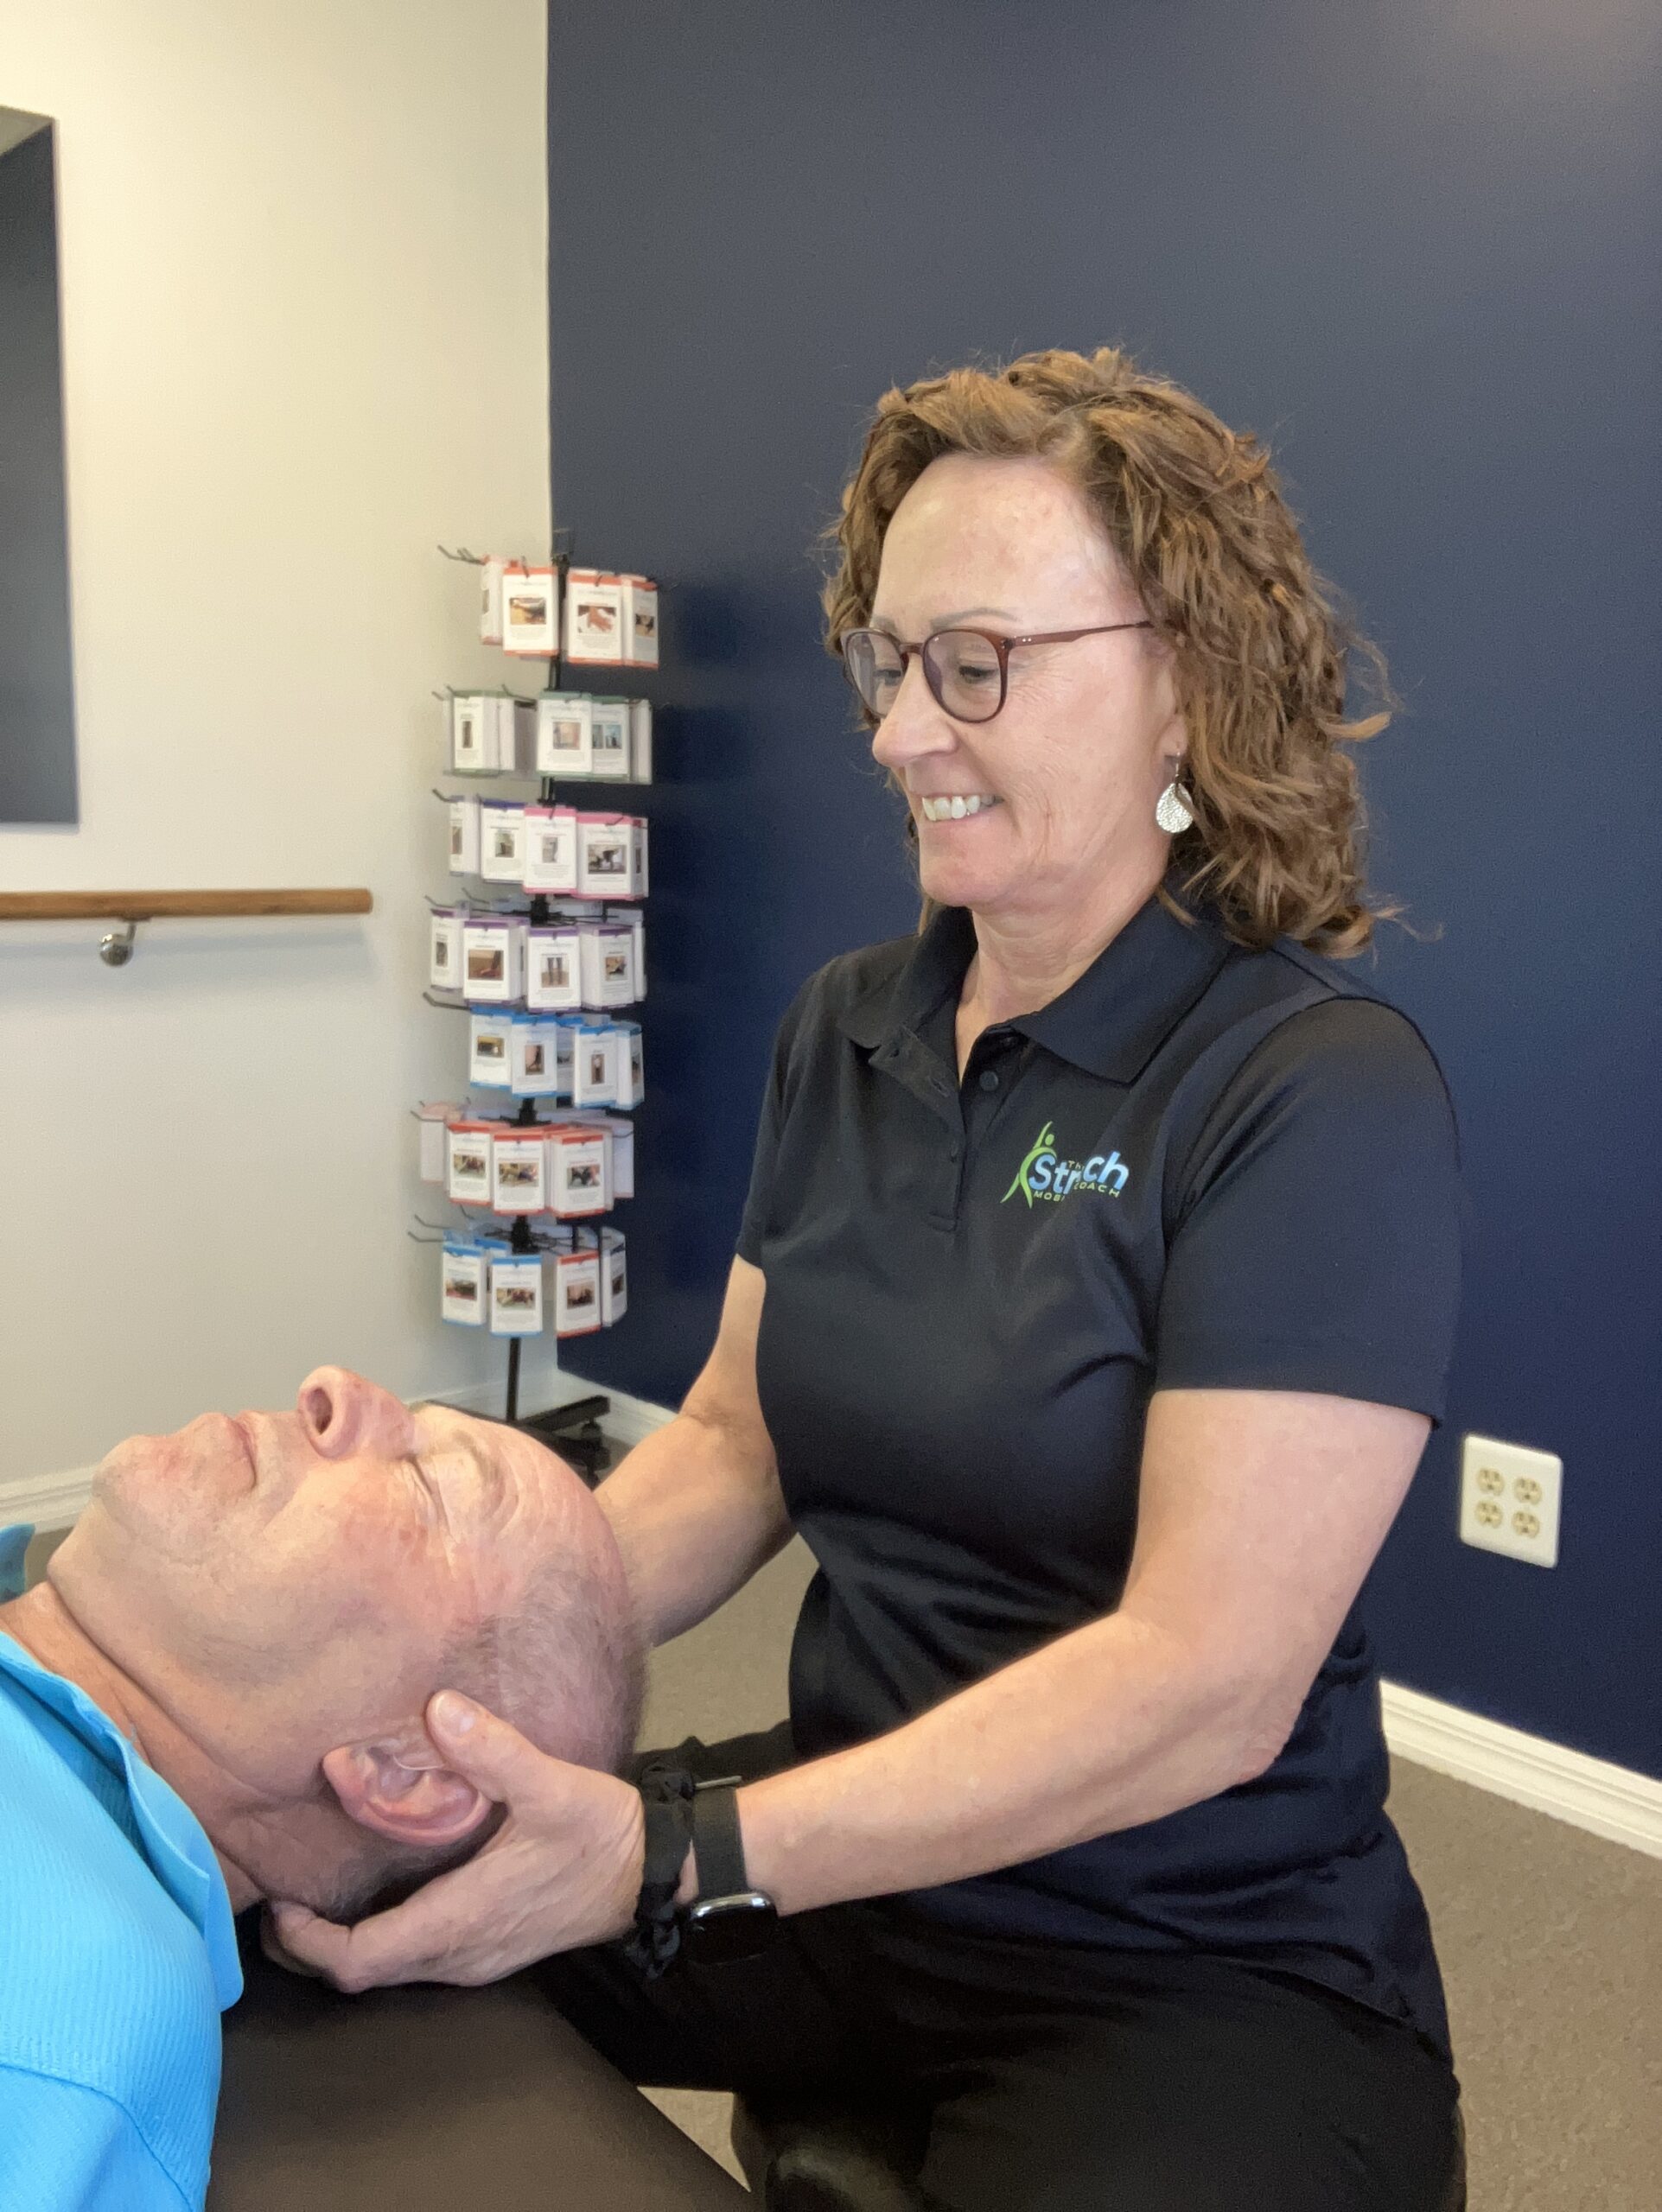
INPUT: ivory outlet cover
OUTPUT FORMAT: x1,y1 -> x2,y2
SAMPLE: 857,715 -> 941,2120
1459,1433 -> 1562,1568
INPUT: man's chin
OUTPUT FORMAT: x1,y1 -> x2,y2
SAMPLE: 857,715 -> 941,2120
83,1433 -> 164,1522
90,1414 -> 251,1527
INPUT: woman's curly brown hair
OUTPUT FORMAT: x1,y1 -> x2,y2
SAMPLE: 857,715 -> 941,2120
823,346 -> 1398,955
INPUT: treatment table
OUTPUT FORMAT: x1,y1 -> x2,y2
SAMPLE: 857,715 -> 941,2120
207,1915 -> 749,2209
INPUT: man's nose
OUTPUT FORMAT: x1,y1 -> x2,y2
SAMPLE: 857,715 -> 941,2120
296,1367 -> 417,1460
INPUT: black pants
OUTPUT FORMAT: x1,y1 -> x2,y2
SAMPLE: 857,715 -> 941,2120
533,1727 -> 1465,2212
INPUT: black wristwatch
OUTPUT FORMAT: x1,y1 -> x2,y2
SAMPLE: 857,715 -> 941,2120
683,1780 -> 780,1964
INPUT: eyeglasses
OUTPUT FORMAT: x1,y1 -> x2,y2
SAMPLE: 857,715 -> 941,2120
840,621 -> 1153,725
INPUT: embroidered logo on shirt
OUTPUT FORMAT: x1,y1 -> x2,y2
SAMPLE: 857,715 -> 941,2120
1002,1121 -> 1130,1206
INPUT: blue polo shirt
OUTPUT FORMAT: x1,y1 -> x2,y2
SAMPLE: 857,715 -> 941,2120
0,1525 -> 242,2211
739,889 -> 1463,2056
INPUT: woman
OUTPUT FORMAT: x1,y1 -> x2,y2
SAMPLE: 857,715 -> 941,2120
277,349 -> 1466,2210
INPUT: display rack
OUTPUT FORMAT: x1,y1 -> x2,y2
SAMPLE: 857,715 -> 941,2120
416,542 -> 656,1433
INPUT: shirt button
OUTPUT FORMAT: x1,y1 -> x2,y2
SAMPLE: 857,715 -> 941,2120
978,1070 -> 1000,1093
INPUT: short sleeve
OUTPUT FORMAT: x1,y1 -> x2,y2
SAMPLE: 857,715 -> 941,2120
1155,997 -> 1463,1421
735,972 -> 819,1268
0,2067 -> 189,2212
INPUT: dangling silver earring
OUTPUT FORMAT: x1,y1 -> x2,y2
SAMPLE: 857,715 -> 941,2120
1156,776 -> 1194,835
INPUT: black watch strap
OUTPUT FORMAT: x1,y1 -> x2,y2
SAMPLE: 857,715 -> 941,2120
690,1781 -> 748,1897
684,1783 -> 779,1962
623,1764 -> 696,1980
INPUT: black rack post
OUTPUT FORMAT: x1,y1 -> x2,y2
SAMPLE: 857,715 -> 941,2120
502,1095 -> 544,1421
505,544 -> 570,1423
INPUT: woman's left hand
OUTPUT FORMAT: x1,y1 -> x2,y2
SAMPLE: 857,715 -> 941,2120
264,1689 -> 646,1992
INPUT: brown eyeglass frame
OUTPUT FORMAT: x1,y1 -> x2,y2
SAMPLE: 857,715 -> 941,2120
841,621 -> 1154,724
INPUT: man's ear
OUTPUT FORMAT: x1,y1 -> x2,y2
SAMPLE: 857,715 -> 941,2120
320,1725 -> 493,1850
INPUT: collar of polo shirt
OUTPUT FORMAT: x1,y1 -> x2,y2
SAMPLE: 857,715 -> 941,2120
838,884 -> 1233,1087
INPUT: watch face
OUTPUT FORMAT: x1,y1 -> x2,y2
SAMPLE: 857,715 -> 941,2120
685,1892 -> 780,1964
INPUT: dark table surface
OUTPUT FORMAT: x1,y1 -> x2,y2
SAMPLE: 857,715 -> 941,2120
207,1916 -> 748,2210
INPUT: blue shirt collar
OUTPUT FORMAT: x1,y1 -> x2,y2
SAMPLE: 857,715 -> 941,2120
0,1522 -> 243,2011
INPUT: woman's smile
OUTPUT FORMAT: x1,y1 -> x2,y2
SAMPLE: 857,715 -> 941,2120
916,792 -> 1002,823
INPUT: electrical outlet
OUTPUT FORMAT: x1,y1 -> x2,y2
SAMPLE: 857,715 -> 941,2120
1459,1434 -> 1562,1567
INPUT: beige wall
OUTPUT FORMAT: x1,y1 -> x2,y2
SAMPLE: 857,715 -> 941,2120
0,0 -> 561,1490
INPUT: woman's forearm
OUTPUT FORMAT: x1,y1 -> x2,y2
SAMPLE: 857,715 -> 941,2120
723,1609 -> 1287,1916
597,1407 -> 793,1649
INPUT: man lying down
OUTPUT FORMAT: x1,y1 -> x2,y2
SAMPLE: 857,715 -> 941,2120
0,1366 -> 643,2212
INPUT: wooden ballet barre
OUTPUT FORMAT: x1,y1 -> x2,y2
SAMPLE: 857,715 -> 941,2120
0,888 -> 373,964
0,888 -> 373,922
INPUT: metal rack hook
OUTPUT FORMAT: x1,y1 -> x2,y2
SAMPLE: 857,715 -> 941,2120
436,544 -> 487,566
409,1207 -> 473,1243
422,989 -> 470,1012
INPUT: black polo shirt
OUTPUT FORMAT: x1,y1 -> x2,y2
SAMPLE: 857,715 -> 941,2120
737,886 -> 1463,2056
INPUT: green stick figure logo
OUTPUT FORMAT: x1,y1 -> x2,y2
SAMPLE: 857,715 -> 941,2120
1001,1122 -> 1130,1205
1002,1122 -> 1057,1207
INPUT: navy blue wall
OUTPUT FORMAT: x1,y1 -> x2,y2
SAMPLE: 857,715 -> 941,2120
0,121 -> 77,824
548,1 -> 1660,1776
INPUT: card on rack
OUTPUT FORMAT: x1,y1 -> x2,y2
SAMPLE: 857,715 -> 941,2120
462,916 -> 525,1003
564,570 -> 627,665
598,904 -> 645,1000
523,804 -> 578,893
621,576 -> 659,668
526,924 -> 582,1011
579,921 -> 638,1008
429,906 -> 465,990
491,1129 -> 549,1215
629,698 -> 653,781
577,813 -> 644,898
599,1226 -> 628,1324
448,795 -> 481,877
502,564 -> 560,657
537,692 -> 593,778
445,1121 -> 498,1208
479,800 -> 526,883
570,1020 -> 619,1108
468,1010 -> 514,1088
490,1250 -> 545,1336
491,695 -> 537,772
450,695 -> 488,774
553,1246 -> 602,1336
608,1020 -> 644,1109
417,1101 -> 463,1183
549,1125 -> 611,1216
480,557 -> 506,646
602,1114 -> 635,1198
510,1014 -> 564,1097
442,1238 -> 487,1326
589,697 -> 631,780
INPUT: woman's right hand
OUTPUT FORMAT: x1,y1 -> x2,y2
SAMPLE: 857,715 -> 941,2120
265,1688 -> 647,1991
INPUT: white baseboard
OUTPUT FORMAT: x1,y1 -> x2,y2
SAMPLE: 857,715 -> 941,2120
0,1462 -> 98,1532
8,1414 -> 1654,1859
1382,1681 -> 1662,1859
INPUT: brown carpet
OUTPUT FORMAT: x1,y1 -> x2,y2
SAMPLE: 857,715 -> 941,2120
638,1541 -> 1662,2206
